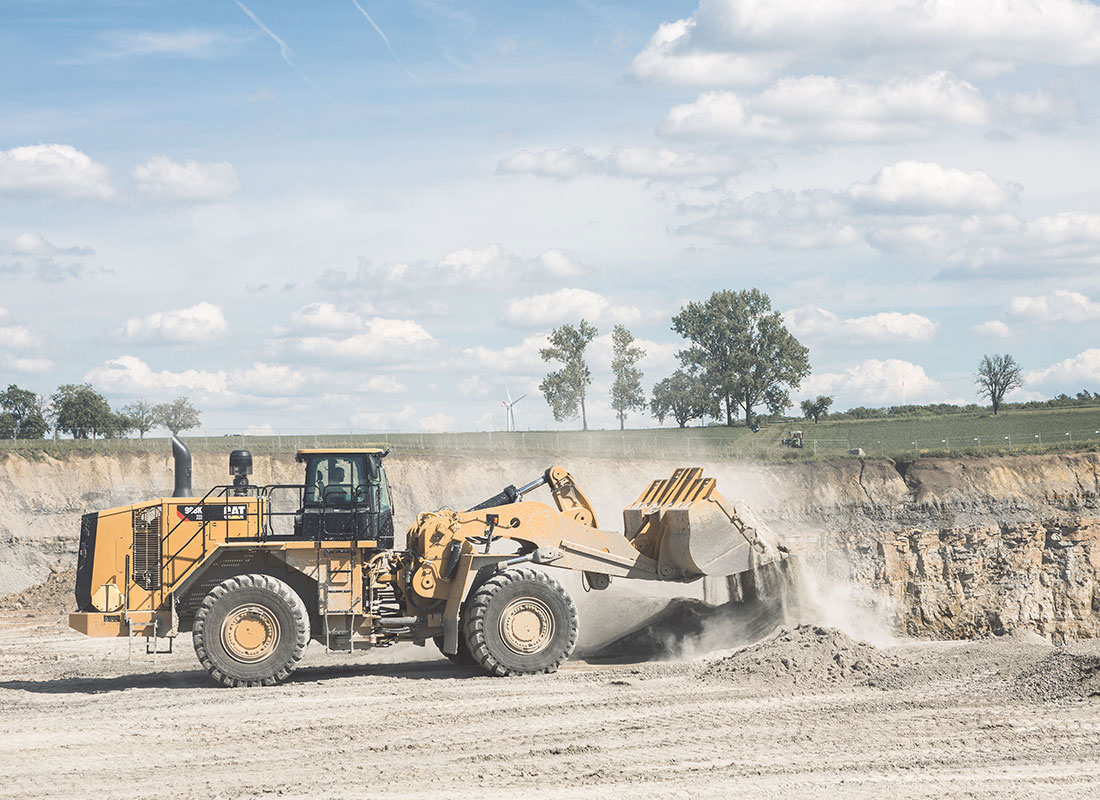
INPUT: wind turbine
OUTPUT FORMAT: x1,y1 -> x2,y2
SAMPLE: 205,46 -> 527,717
501,386 -> 527,432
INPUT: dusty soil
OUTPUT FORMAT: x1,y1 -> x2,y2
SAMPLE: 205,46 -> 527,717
3,609 -> 1099,800
0,567 -> 75,613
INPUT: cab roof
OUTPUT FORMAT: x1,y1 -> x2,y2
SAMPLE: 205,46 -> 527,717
295,448 -> 387,459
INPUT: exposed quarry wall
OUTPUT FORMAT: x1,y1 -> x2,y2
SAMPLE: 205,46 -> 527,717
1,448 -> 1098,641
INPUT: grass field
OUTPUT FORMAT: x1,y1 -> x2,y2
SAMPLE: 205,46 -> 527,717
2,405 -> 1099,462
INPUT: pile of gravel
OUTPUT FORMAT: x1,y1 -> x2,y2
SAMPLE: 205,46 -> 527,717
1010,650 -> 1100,702
0,568 -> 75,615
700,624 -> 901,687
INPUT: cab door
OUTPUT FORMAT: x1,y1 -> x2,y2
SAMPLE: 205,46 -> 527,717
373,458 -> 395,548
300,455 -> 373,541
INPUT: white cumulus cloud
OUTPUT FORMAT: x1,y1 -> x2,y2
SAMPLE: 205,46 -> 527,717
348,244 -> 589,293
503,288 -> 641,327
463,334 -> 549,372
629,0 -> 1100,86
0,322 -> 37,350
848,161 -> 1019,214
1026,349 -> 1100,387
971,320 -> 1013,339
661,73 -> 988,143
785,307 -> 939,344
3,356 -> 53,374
116,301 -> 229,344
132,156 -> 241,201
801,358 -> 944,406
1006,290 -> 1100,324
0,232 -> 91,258
0,144 -> 113,200
437,244 -> 511,281
0,307 -> 45,354
85,355 -> 229,397
286,318 -> 434,363
536,249 -> 584,278
289,302 -> 366,332
228,362 -> 301,396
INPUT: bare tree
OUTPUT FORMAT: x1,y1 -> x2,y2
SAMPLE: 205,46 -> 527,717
975,354 -> 1023,415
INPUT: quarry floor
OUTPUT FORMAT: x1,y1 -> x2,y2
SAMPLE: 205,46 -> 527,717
2,612 -> 1099,800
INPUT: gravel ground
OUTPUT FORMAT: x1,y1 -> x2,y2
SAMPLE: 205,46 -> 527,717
2,609 -> 1099,800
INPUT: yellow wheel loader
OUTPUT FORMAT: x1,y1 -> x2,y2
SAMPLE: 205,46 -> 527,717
69,436 -> 788,686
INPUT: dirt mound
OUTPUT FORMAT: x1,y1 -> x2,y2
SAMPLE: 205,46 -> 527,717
1009,650 -> 1100,701
700,624 -> 902,687
0,568 -> 75,615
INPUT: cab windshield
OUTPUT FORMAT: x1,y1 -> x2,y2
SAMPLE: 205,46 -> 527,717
303,455 -> 369,506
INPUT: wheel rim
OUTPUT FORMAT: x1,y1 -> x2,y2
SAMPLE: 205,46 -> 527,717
221,603 -> 281,663
498,596 -> 555,655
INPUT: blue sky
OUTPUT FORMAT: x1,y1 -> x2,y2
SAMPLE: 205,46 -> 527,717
2,0 -> 1100,434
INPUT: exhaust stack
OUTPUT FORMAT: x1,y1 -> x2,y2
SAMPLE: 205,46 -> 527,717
171,434 -> 192,497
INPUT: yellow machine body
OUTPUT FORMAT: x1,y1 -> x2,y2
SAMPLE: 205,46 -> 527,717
69,450 -> 788,679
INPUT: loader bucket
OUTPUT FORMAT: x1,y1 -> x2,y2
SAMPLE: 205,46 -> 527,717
623,468 -> 787,581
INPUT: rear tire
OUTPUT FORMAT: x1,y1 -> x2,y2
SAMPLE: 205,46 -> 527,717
192,574 -> 310,688
464,568 -> 577,676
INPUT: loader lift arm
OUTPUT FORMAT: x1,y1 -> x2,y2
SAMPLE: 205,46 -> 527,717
414,465 -> 787,657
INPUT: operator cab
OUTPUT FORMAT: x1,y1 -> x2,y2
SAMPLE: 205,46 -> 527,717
293,448 -> 394,547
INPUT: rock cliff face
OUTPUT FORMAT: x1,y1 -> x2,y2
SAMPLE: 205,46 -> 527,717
781,455 -> 1100,642
1,448 -> 1098,640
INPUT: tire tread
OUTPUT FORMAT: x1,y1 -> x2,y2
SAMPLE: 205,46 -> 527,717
464,567 -> 577,677
192,573 -> 309,688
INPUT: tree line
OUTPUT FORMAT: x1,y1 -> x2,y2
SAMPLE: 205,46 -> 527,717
539,288 -> 812,430
537,288 -> 1069,431
0,384 -> 201,440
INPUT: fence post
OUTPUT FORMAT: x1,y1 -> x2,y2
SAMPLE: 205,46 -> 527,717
813,439 -> 817,456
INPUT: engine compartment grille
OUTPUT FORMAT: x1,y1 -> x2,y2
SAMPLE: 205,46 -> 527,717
132,505 -> 163,591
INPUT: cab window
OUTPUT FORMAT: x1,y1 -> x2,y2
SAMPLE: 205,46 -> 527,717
376,462 -> 392,515
304,455 -> 368,506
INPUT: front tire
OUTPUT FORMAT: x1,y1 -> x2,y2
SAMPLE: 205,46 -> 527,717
464,568 -> 578,676
433,632 -> 477,666
192,574 -> 310,688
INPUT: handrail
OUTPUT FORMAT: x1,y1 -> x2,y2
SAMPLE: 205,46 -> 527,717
156,481 -> 378,592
